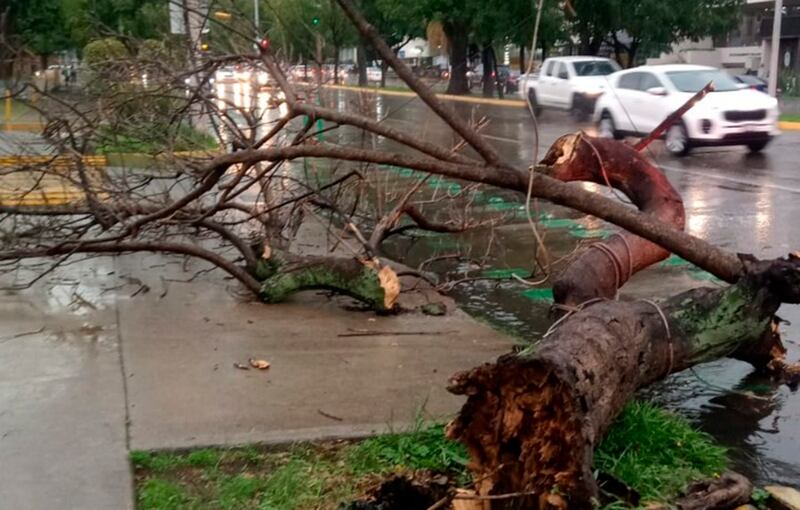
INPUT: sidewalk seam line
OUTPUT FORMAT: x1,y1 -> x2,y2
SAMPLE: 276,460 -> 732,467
114,293 -> 137,508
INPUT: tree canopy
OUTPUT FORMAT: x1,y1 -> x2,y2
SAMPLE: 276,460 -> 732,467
4,0 -> 745,90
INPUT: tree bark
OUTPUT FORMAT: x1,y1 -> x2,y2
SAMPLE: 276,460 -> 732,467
444,20 -> 469,95
492,47 -> 504,99
628,40 -> 639,69
447,258 -> 798,508
444,132 -> 800,508
334,44 -> 341,85
481,44 -> 495,98
540,134 -> 685,307
255,247 -> 400,311
357,41 -> 368,86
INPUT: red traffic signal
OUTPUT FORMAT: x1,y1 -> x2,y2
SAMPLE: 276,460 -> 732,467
259,38 -> 271,51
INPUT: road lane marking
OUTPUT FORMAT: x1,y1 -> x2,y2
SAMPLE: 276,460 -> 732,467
481,134 -> 522,144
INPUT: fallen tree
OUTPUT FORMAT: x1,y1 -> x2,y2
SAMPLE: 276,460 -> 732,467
447,252 -> 799,507
440,137 -> 798,509
2,3 -> 799,507
331,2 -> 800,506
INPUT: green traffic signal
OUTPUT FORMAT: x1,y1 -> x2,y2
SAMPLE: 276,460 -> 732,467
311,16 -> 320,26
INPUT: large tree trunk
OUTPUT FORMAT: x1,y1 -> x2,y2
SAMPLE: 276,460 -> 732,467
446,134 -> 800,508
481,44 -> 495,98
448,265 -> 795,508
492,47 -> 504,99
357,42 -> 368,86
444,20 -> 469,95
334,44 -> 341,85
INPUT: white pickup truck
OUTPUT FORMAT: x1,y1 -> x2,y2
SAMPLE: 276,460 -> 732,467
519,56 -> 620,119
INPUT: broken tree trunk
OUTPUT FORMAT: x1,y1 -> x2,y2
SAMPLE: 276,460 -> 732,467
447,135 -> 800,509
540,134 -> 685,307
255,246 -> 400,311
448,259 -> 799,508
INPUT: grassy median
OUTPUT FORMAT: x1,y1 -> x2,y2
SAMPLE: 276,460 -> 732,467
132,402 -> 727,510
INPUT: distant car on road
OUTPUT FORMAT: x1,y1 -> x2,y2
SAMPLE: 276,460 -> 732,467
520,56 -> 620,119
213,66 -> 236,84
505,68 -> 521,93
734,74 -> 768,93
594,64 -> 780,156
366,66 -> 382,82
467,65 -> 483,90
289,65 -> 311,82
468,64 -> 515,93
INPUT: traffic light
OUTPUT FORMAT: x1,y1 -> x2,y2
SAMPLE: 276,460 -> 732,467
311,16 -> 320,26
200,42 -> 210,52
259,38 -> 270,51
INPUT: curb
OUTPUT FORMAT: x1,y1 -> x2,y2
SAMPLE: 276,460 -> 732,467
103,150 -> 222,167
0,151 -> 220,167
1,122 -> 44,132
325,85 -> 800,128
0,154 -> 107,167
323,84 -> 526,108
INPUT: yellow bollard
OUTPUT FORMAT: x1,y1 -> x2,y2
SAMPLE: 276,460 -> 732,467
3,89 -> 11,130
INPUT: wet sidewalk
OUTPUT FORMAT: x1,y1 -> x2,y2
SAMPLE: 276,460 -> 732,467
0,254 -> 511,509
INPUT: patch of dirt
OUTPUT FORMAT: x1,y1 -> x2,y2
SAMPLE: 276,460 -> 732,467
342,471 -> 454,510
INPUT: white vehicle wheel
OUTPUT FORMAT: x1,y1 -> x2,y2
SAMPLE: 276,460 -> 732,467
526,89 -> 541,116
598,113 -> 618,139
665,123 -> 690,157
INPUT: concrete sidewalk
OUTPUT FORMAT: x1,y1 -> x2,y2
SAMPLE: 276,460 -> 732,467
0,254 -> 511,509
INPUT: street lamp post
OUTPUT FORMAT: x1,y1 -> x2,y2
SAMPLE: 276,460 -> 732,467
768,0 -> 783,97
253,0 -> 260,36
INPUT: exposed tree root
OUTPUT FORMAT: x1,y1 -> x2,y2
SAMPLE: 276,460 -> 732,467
675,472 -> 752,510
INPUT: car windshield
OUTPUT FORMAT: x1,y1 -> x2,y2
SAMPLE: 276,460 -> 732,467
736,75 -> 764,85
666,70 -> 740,92
573,60 -> 617,76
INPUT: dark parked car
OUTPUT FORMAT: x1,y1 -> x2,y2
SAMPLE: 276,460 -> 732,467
734,74 -> 768,93
505,68 -> 521,93
468,64 -> 514,93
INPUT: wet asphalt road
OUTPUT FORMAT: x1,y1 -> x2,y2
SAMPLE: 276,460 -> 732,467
316,88 -> 800,484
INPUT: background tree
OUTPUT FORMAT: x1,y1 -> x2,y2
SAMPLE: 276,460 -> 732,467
64,0 -> 168,49
6,0 -> 72,67
568,0 -> 742,65
565,0 -> 615,55
409,0 -> 485,95
360,0 -> 425,87
610,0 -> 743,66
320,0 -> 358,84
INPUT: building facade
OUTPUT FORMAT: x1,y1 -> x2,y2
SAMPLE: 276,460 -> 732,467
649,0 -> 800,80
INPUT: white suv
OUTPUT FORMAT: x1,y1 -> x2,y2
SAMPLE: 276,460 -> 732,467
520,57 -> 620,119
594,64 -> 780,155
